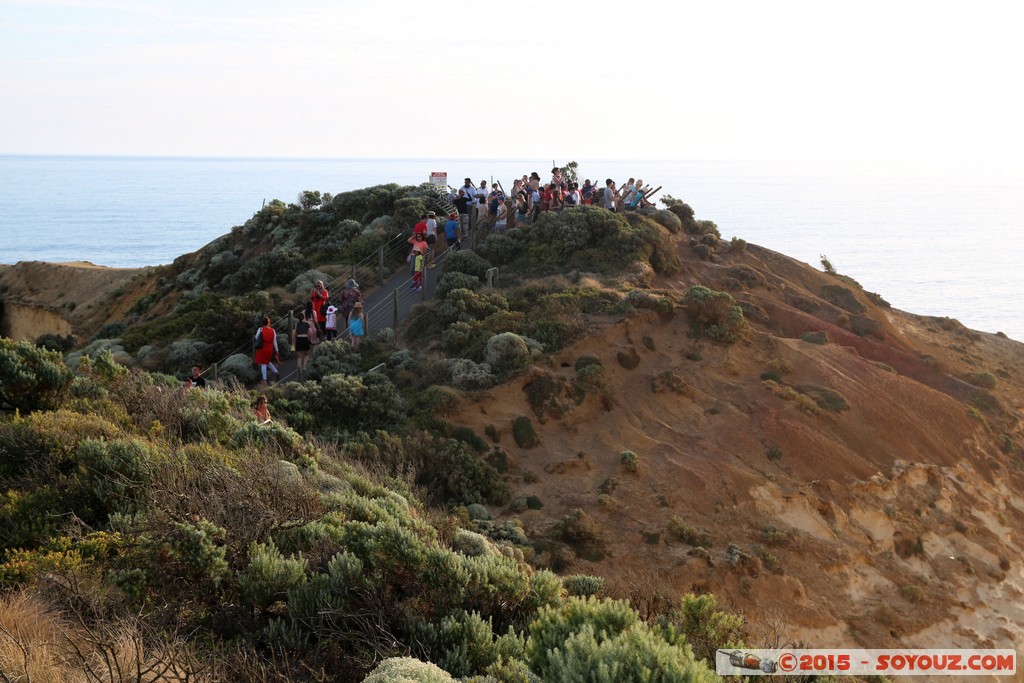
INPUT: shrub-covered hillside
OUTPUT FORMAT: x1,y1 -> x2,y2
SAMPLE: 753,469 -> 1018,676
0,340 -> 736,681
0,191 -> 754,680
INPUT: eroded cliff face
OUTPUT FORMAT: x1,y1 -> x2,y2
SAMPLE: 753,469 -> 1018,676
0,261 -> 150,342
448,241 -> 1024,649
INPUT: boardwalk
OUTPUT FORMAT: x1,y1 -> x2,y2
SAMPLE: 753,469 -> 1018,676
272,248 -> 448,383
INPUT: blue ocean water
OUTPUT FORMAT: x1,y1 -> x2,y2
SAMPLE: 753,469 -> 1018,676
1,156 -> 1022,341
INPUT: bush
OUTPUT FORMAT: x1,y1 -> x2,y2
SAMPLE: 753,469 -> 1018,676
409,610 -> 524,678
362,657 -> 454,683
526,596 -> 716,682
484,333 -> 539,379
444,250 -> 493,280
306,340 -> 361,380
437,271 -> 481,299
964,371 -> 998,390
667,517 -> 711,548
564,574 -> 604,597
800,330 -> 829,345
287,269 -> 333,295
682,286 -> 748,344
0,339 -> 74,412
511,416 -> 539,449
238,540 -> 308,610
218,353 -> 259,384
447,358 -> 496,391
658,593 -> 746,666
619,450 -> 639,473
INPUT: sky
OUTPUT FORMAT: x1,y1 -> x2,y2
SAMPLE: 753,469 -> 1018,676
2,0 -> 1023,161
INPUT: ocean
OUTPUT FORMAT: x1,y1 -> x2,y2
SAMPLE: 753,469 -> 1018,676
1,156 -> 1022,342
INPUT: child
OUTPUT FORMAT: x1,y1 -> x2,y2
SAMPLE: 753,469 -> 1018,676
349,301 -> 365,350
325,304 -> 338,340
411,245 -> 425,292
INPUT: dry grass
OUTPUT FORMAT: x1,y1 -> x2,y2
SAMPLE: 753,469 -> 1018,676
0,590 -> 203,682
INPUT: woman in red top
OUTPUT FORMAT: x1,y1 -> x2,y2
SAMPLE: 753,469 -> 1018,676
310,281 -> 329,332
254,316 -> 280,385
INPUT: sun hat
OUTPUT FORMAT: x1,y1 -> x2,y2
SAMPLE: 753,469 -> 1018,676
353,301 -> 363,308
326,305 -> 336,314
344,278 -> 358,289
449,212 -> 457,218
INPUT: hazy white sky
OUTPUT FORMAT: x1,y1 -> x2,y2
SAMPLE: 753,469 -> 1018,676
2,0 -> 1023,160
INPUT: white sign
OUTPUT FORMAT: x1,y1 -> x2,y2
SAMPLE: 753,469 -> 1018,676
430,172 -> 447,188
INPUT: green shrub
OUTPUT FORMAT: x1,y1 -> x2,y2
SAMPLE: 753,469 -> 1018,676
527,596 -> 716,682
410,610 -> 524,678
691,243 -> 712,260
682,286 -> 748,343
666,517 -> 711,548
800,330 -> 829,345
484,333 -> 539,378
511,416 -> 539,449
238,540 -> 308,609
564,574 -> 604,597
362,657 -> 454,683
306,340 -> 361,380
0,339 -> 74,412
658,593 -> 746,666
619,450 -> 639,473
964,371 -> 998,390
448,358 -> 496,390
554,509 -> 602,546
617,348 -> 641,370
421,439 -> 510,506
444,250 -> 493,280
437,271 -> 481,299
798,384 -> 851,412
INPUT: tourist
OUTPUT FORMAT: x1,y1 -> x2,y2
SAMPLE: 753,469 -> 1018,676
487,183 -> 504,226
338,278 -> 363,325
603,179 -> 617,212
324,304 -> 338,340
425,211 -> 438,268
564,182 -> 581,209
310,280 -> 329,333
291,311 -> 313,377
494,197 -> 508,231
453,188 -> 472,238
444,211 -> 462,251
254,395 -> 272,423
474,180 -> 488,224
190,364 -> 206,388
253,316 -> 280,386
411,244 -> 425,292
529,183 -> 542,222
349,301 -> 365,350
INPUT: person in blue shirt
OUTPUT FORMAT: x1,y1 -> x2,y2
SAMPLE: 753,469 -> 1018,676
444,212 -> 462,251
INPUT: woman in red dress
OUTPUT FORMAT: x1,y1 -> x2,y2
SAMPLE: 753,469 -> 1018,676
254,316 -> 280,385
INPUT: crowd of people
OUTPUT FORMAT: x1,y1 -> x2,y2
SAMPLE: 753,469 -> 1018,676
449,168 -> 653,234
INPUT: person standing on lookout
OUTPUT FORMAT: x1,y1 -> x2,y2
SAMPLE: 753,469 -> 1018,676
603,178 -> 617,212
453,189 -> 472,238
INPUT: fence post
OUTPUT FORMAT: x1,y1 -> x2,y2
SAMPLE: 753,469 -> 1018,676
379,245 -> 385,284
352,264 -> 356,281
421,265 -> 426,303
392,289 -> 399,330
213,362 -> 218,382
288,310 -> 294,352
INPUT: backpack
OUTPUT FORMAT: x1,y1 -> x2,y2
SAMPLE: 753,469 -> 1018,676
565,191 -> 578,206
253,329 -> 264,350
